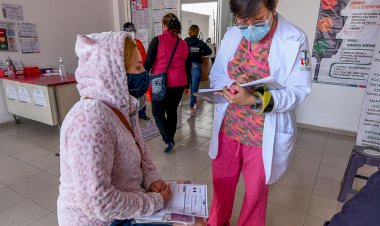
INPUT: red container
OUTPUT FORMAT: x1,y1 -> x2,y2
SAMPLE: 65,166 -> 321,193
0,69 -> 5,77
24,67 -> 39,76
15,69 -> 24,75
0,69 -> 11,77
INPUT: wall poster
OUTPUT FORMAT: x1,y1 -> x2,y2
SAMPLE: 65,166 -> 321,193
312,0 -> 380,87
1,3 -> 24,21
17,22 -> 38,38
131,0 -> 150,50
20,38 -> 40,53
130,0 -> 180,49
152,0 -> 179,36
0,20 -> 18,52
356,29 -> 380,148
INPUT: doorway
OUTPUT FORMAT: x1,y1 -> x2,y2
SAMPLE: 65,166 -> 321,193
181,1 -> 217,43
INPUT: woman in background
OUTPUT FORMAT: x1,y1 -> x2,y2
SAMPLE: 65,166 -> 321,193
123,22 -> 150,121
185,25 -> 212,117
144,13 -> 191,153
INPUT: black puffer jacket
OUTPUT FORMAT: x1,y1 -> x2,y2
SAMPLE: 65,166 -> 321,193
184,37 -> 212,64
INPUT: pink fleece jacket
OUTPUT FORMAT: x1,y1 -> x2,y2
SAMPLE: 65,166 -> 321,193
57,32 -> 164,226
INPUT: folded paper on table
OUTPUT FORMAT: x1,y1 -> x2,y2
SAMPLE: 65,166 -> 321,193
194,75 -> 284,104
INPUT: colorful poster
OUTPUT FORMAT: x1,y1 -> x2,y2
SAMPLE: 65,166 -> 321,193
1,3 -> 24,21
356,29 -> 380,148
0,20 -> 18,52
131,0 -> 148,10
0,28 -> 8,50
312,0 -> 380,87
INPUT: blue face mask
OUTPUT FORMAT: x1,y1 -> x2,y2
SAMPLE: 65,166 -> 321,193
127,71 -> 150,98
240,21 -> 271,43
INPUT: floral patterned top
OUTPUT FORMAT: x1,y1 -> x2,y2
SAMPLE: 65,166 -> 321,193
221,26 -> 276,147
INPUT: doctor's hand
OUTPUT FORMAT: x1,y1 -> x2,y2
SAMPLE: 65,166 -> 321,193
235,74 -> 253,85
149,180 -> 167,192
221,85 -> 256,106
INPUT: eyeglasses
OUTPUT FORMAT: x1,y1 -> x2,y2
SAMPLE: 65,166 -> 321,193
235,11 -> 272,30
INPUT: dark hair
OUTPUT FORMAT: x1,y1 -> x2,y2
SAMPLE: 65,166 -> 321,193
162,13 -> 181,35
229,0 -> 276,19
123,22 -> 137,32
188,25 -> 199,37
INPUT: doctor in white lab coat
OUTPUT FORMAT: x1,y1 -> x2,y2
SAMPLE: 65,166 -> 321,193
206,0 -> 312,226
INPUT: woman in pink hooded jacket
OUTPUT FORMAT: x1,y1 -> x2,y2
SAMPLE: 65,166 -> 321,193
57,32 -> 171,226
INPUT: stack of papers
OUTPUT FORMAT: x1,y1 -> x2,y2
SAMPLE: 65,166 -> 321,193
135,181 -> 208,225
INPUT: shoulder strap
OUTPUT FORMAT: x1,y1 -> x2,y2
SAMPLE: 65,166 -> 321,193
110,107 -> 142,151
164,37 -> 180,73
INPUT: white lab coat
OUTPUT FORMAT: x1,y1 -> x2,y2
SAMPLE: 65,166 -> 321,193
209,14 -> 312,184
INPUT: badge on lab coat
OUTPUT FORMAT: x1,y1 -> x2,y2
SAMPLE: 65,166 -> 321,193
300,49 -> 311,71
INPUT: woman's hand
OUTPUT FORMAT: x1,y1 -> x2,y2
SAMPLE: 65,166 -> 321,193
149,180 -> 167,192
159,184 -> 172,204
220,85 -> 256,106
235,74 -> 252,85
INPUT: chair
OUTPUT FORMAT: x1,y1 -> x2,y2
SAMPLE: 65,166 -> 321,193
337,145 -> 380,202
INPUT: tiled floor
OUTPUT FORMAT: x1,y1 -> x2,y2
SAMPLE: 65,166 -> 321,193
0,98 -> 376,226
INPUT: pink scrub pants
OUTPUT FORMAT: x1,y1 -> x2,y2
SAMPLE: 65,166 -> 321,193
207,132 -> 268,226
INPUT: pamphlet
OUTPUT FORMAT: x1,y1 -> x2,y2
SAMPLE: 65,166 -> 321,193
164,183 -> 208,217
134,213 -> 195,225
134,181 -> 208,225
0,58 -> 7,70
11,59 -> 23,70
194,75 -> 284,104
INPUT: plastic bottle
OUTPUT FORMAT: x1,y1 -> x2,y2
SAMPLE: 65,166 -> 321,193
5,57 -> 15,77
58,57 -> 66,81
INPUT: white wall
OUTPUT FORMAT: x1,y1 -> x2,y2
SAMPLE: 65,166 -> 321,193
181,2 -> 217,42
277,0 -> 364,133
113,0 -> 128,32
181,11 -> 209,40
0,0 -> 116,124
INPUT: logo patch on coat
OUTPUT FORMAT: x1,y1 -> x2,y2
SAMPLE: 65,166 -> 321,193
300,50 -> 311,71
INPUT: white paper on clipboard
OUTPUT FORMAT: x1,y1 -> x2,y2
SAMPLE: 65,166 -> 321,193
195,76 -> 284,104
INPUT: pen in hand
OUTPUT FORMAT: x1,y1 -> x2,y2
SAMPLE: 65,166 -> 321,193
229,67 -> 245,94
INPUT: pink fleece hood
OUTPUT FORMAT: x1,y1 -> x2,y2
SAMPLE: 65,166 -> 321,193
75,31 -> 139,116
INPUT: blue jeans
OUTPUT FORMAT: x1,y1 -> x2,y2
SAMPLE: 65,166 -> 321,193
190,63 -> 202,108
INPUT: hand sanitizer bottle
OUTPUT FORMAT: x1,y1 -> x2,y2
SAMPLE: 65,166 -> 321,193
58,57 -> 66,81
5,57 -> 15,78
